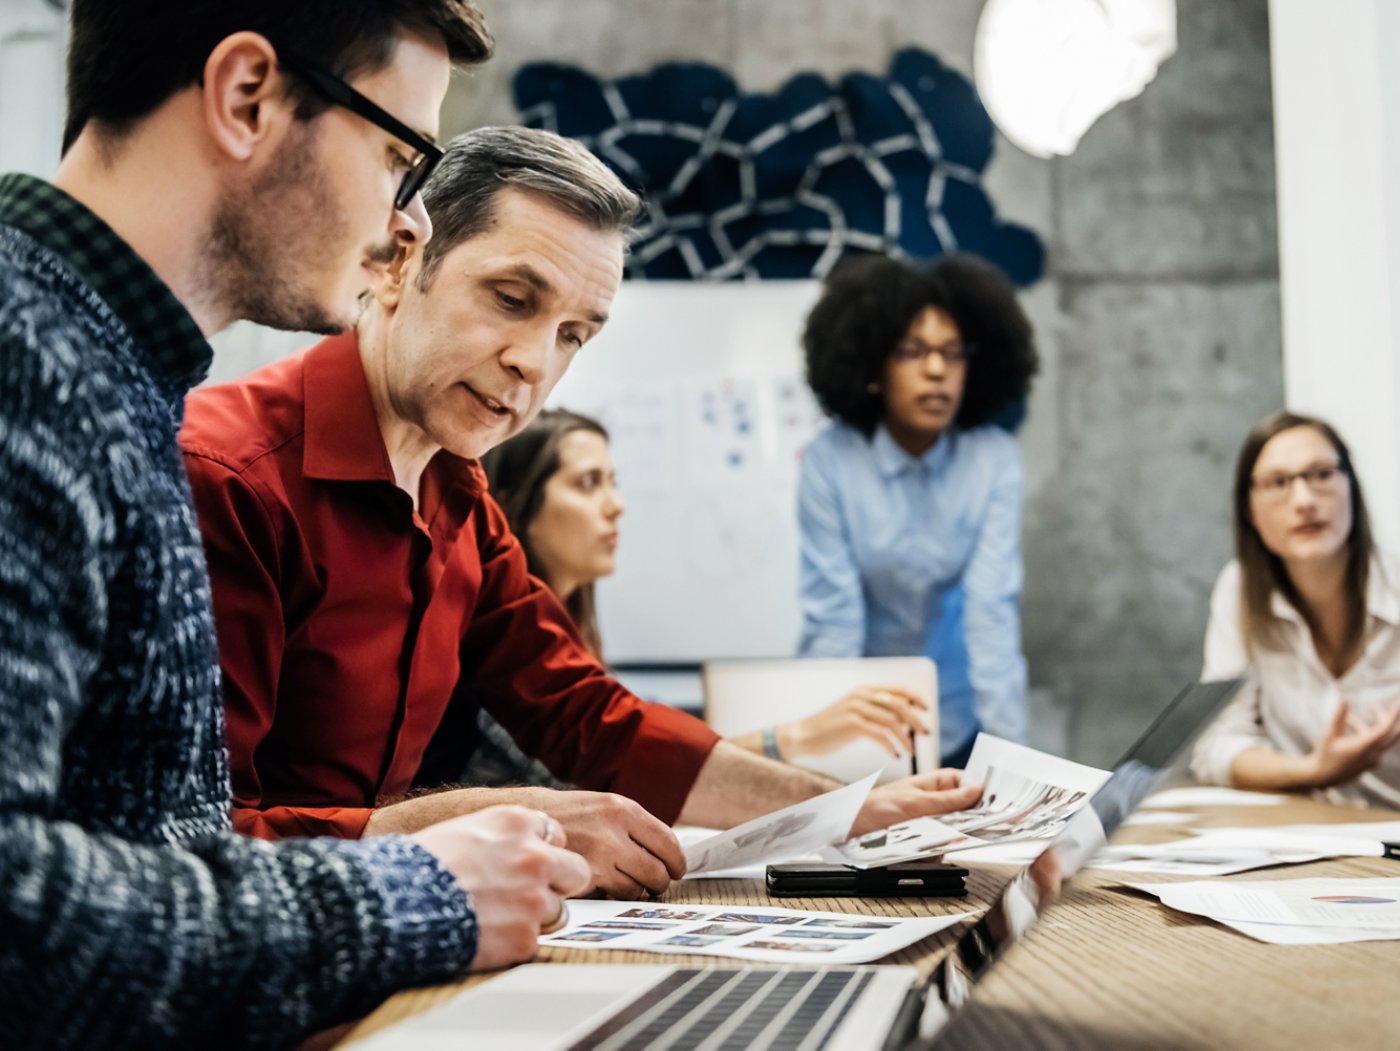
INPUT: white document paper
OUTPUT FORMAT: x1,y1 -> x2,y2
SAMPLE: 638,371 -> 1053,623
825,815 -> 968,869
1244,820 -> 1400,843
1129,877 -> 1400,931
682,773 -> 876,877
1184,828 -> 1386,858
1121,810 -> 1201,827
1211,920 -> 1400,945
831,735 -> 1108,868
962,735 -> 1109,796
540,899 -> 973,964
1091,827 -> 1383,876
673,826 -> 819,880
1093,845 -> 1329,877
943,840 -> 1051,866
1141,786 -> 1286,809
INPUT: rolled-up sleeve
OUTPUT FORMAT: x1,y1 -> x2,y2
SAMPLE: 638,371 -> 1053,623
461,497 -> 719,825
797,438 -> 866,658
1190,561 -> 1266,784
962,438 -> 1028,742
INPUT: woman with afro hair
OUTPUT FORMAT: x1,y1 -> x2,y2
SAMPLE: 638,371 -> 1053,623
798,253 -> 1039,767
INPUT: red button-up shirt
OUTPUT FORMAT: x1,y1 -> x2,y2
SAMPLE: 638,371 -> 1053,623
180,332 -> 718,840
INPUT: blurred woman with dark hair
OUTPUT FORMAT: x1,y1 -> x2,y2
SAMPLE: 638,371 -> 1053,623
1192,411 -> 1400,805
798,253 -> 1039,768
483,408 -> 617,656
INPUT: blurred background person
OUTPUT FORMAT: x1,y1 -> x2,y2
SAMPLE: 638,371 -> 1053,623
797,253 -> 1039,768
420,408 -> 931,789
1193,411 -> 1400,806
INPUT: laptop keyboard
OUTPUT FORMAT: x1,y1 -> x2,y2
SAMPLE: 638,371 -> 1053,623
568,967 -> 874,1051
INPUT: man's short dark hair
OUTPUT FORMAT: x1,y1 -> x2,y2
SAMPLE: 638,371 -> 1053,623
416,126 -> 642,289
803,253 -> 1039,436
63,0 -> 494,153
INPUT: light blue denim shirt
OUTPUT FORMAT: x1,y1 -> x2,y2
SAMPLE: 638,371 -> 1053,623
797,421 -> 1028,756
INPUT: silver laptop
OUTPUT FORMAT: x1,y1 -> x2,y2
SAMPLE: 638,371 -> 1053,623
351,680 -> 1242,1051
703,657 -> 940,784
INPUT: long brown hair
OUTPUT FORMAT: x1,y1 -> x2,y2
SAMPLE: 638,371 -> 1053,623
481,409 -> 610,657
1232,411 -> 1374,661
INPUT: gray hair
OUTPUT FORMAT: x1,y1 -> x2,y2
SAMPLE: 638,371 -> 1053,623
417,126 -> 640,288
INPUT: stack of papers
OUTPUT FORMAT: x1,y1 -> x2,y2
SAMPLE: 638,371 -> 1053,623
679,736 -> 1108,879
540,900 -> 973,963
1091,824 -> 1395,876
830,736 -> 1108,869
1129,877 -> 1400,944
1140,786 -> 1287,809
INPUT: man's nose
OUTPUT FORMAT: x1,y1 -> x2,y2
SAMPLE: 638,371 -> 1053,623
501,327 -> 551,385
391,191 -> 433,247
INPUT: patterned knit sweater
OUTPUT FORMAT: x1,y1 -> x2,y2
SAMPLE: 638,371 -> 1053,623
0,175 -> 478,1049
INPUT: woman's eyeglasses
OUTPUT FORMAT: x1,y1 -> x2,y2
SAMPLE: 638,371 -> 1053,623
277,49 -> 444,211
1250,463 -> 1347,504
889,339 -> 975,367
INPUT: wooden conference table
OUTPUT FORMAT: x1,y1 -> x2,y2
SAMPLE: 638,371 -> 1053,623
338,794 -> 1400,1050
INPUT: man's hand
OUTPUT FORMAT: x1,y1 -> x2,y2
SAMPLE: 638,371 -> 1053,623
412,805 -> 591,972
780,685 -> 931,759
369,786 -> 685,899
848,768 -> 983,837
508,787 -> 687,898
1304,698 -> 1400,788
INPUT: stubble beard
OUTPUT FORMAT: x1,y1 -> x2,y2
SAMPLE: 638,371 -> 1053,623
205,119 -> 358,336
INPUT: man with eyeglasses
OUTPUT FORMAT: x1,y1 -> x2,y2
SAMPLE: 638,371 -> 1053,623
0,4 -> 593,1049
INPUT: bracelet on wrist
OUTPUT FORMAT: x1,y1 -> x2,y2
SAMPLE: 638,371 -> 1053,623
762,725 -> 782,761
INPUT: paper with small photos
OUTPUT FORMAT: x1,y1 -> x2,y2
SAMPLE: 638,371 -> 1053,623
540,899 -> 973,965
831,734 -> 1109,868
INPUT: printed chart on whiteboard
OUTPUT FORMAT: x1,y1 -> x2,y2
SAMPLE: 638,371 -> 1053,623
547,281 -> 828,661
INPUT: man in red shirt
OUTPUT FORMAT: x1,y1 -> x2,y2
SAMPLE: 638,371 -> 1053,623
182,126 -> 982,899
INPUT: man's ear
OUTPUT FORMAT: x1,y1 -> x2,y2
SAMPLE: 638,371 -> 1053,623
201,32 -> 289,163
368,242 -> 420,311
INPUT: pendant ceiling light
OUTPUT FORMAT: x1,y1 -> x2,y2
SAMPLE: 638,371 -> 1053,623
973,0 -> 1177,158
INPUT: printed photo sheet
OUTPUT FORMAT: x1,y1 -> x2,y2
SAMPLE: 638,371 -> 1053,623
682,773 -> 876,877
832,735 -> 1109,869
539,900 -> 973,965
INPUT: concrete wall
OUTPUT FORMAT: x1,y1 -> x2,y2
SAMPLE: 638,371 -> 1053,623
445,0 -> 1283,763
3,0 -> 1283,765
1023,0 -> 1283,763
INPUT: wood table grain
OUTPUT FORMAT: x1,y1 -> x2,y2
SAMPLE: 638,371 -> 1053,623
937,795 -> 1400,1050
332,795 -> 1400,1049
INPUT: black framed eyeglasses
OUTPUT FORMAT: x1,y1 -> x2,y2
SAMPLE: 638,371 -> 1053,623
889,338 -> 976,367
277,49 -> 444,211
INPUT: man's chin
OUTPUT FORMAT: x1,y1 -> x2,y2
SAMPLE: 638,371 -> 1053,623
442,428 -> 518,464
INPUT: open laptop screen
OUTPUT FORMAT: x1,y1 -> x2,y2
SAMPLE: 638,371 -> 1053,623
919,678 -> 1244,1040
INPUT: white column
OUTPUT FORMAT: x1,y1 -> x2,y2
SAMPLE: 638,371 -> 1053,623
1270,0 -> 1400,549
0,0 -> 66,179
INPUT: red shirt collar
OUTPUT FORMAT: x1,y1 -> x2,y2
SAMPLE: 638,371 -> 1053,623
300,329 -> 487,501
302,330 -> 396,483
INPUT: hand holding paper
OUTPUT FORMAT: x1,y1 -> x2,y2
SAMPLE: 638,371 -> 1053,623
833,735 -> 1109,868
683,774 -> 878,877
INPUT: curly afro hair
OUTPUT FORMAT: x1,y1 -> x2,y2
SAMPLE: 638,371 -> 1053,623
803,253 -> 1039,436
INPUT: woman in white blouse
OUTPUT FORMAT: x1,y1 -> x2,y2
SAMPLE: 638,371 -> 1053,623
1192,411 -> 1400,807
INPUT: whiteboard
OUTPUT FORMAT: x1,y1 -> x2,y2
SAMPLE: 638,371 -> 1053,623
548,281 -> 828,662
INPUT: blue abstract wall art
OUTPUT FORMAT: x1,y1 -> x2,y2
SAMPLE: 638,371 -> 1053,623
514,48 -> 1045,285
